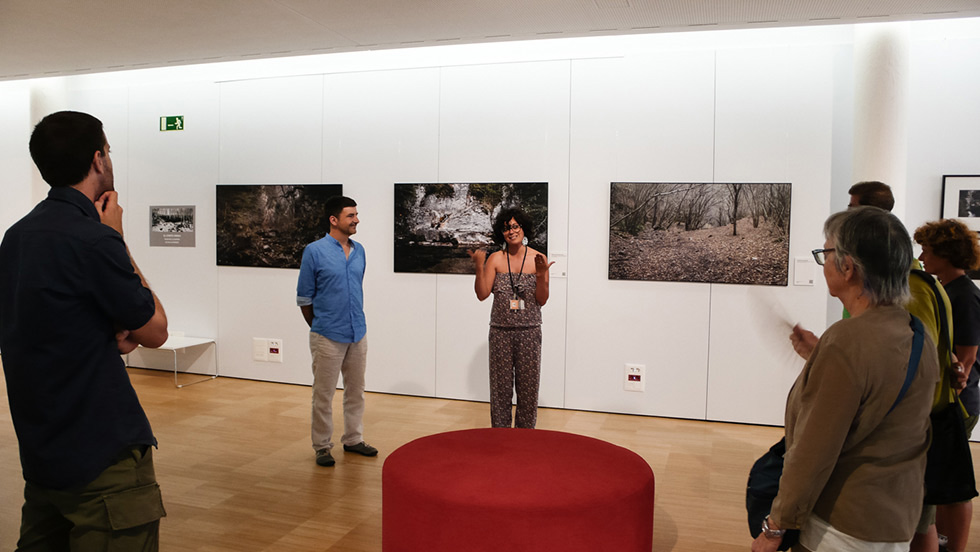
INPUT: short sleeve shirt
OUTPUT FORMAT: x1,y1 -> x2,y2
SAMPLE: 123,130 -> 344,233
944,275 -> 980,415
0,187 -> 157,489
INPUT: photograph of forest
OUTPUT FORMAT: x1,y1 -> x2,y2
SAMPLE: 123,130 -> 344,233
609,182 -> 791,285
394,182 -> 548,274
216,184 -> 342,268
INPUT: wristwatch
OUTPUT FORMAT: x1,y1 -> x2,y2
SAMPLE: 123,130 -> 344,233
761,516 -> 786,539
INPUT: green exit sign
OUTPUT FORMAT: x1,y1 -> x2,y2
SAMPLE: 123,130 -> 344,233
159,116 -> 184,131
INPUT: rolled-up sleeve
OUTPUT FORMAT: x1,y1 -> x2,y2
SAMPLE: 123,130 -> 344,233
296,246 -> 316,307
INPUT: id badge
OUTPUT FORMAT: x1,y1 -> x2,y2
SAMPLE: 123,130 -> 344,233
509,298 -> 524,311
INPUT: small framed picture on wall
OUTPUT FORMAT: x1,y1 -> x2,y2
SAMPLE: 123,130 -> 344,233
942,174 -> 980,231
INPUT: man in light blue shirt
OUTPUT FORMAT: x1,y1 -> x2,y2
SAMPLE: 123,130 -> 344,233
297,195 -> 377,467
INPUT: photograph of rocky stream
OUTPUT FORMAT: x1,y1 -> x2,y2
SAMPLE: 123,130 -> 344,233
394,182 -> 548,274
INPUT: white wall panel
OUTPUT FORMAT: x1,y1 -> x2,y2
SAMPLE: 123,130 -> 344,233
708,45 -> 836,424
217,267 -> 314,383
219,76 -> 324,184
217,76 -> 325,384
566,54 -> 716,418
436,61 -> 571,408
126,83 -> 219,343
322,69 -> 441,396
435,277 -> 495,401
0,85 -> 32,236
907,31 -> 980,234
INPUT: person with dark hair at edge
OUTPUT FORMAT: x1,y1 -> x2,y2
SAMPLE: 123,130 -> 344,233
468,207 -> 554,428
0,111 -> 169,549
297,195 -> 378,467
847,180 -> 896,211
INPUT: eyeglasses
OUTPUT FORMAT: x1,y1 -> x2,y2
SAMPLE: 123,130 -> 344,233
504,224 -> 522,232
812,248 -> 835,266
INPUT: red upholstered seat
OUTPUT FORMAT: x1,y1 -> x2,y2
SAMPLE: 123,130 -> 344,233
383,428 -> 655,551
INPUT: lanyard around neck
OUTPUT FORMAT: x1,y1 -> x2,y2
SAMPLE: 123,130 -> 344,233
505,245 -> 528,297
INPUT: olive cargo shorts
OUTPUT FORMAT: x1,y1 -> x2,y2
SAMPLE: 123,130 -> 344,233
17,444 -> 166,551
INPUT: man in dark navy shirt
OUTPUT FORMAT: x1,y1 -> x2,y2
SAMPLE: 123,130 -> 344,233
0,111 -> 169,549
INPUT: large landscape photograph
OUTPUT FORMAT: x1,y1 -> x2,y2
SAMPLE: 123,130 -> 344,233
394,182 -> 548,274
609,182 -> 791,285
217,184 -> 342,269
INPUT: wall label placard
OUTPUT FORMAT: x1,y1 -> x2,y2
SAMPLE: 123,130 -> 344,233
150,205 -> 195,247
159,116 -> 184,131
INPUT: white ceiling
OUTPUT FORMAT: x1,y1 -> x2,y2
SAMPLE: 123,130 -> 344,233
3,0 -> 980,81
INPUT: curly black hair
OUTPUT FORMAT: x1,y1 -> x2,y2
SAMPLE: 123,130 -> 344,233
491,207 -> 533,246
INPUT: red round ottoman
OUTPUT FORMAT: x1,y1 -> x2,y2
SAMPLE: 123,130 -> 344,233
382,428 -> 655,551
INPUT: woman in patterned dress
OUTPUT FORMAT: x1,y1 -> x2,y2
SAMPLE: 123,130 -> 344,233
468,208 -> 553,428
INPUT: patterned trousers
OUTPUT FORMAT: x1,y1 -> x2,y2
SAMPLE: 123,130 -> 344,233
488,326 -> 542,428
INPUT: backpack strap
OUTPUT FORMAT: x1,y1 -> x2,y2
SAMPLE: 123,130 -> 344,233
910,269 -> 955,401
889,314 -> 924,415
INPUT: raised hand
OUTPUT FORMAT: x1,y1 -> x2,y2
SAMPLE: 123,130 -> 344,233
468,249 -> 487,265
534,253 -> 554,276
789,324 -> 818,360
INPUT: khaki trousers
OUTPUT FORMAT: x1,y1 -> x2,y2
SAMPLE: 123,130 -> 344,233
310,332 -> 368,451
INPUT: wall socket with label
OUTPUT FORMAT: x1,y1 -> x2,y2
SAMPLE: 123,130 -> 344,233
624,363 -> 645,392
253,338 -> 283,363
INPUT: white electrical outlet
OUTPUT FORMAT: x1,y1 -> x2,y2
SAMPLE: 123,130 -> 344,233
268,338 -> 283,363
624,363 -> 645,392
253,338 -> 269,361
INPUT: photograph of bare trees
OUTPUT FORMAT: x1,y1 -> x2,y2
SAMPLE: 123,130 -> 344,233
609,182 -> 791,285
216,184 -> 342,269
394,182 -> 548,274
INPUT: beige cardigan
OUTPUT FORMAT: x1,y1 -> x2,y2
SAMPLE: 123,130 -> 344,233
770,305 -> 939,542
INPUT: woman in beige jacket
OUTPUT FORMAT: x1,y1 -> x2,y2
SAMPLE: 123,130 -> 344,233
754,206 -> 939,552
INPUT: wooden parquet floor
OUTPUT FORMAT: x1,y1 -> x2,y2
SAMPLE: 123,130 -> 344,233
2,367 -> 980,551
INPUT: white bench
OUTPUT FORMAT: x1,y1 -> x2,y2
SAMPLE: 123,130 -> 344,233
128,336 -> 218,388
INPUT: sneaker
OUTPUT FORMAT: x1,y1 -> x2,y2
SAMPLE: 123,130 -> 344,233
315,448 -> 335,467
343,441 -> 379,456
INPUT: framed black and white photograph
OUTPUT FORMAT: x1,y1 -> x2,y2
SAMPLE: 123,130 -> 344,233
394,182 -> 548,274
609,182 -> 791,285
216,184 -> 342,269
150,205 -> 195,247
942,175 -> 980,232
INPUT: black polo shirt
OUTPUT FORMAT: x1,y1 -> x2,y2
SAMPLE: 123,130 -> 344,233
0,186 -> 157,489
